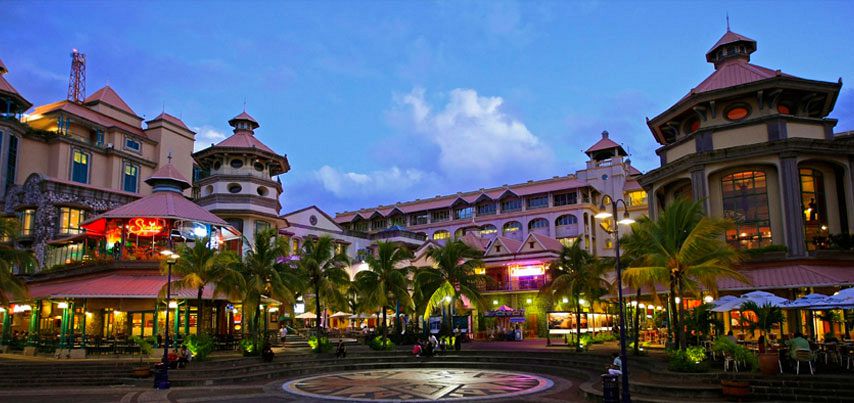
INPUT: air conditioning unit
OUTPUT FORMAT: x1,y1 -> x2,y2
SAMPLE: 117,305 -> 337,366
106,143 -> 114,149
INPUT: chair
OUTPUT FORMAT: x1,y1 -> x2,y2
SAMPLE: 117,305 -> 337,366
724,352 -> 738,372
794,349 -> 814,375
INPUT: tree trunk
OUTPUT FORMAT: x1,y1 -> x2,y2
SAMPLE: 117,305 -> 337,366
677,278 -> 686,350
633,288 -> 641,355
575,296 -> 582,352
315,280 -> 322,337
668,279 -> 677,349
382,305 -> 388,345
197,287 -> 204,336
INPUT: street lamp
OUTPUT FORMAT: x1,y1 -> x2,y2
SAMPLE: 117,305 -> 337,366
596,195 -> 635,403
158,249 -> 178,389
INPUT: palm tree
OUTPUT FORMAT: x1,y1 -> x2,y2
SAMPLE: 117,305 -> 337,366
163,238 -> 242,334
739,301 -> 784,339
239,228 -> 301,351
620,229 -> 663,355
294,236 -> 350,337
0,219 -> 33,306
353,241 -> 413,344
621,198 -> 746,350
415,240 -> 489,333
540,240 -> 609,352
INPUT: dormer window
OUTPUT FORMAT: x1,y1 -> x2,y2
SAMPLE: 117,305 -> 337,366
125,137 -> 141,153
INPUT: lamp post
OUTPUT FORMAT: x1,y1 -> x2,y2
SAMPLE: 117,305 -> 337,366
595,195 -> 635,403
158,250 -> 178,389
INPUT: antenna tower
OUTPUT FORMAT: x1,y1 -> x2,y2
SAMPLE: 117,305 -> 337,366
67,49 -> 86,103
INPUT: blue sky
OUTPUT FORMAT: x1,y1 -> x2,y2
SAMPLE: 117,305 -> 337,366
4,1 -> 854,215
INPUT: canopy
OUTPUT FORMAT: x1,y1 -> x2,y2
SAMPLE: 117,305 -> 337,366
295,312 -> 317,319
330,311 -> 351,318
812,291 -> 854,310
496,305 -> 514,312
23,272 -> 219,300
710,291 -> 789,312
711,295 -> 743,312
783,293 -> 829,309
354,313 -> 377,319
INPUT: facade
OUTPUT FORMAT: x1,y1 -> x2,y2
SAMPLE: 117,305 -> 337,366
640,29 -> 854,337
0,58 -> 195,270
193,112 -> 290,253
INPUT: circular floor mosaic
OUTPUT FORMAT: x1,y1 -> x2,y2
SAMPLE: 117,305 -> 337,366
282,368 -> 554,402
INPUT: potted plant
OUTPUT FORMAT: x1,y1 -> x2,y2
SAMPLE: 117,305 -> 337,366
130,336 -> 154,378
740,301 -> 785,375
713,336 -> 757,399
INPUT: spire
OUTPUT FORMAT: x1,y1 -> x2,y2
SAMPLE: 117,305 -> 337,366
726,13 -> 730,32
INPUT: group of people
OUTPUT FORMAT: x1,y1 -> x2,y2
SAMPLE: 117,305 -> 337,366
411,331 -> 464,358
166,345 -> 192,368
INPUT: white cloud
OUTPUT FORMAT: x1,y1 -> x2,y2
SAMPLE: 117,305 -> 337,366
399,87 -> 555,183
192,125 -> 227,151
315,165 -> 429,198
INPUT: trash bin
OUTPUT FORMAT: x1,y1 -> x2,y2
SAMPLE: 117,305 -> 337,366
601,373 -> 619,403
153,362 -> 170,389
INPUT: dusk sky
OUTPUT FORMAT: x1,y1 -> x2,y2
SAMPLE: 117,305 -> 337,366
4,1 -> 854,215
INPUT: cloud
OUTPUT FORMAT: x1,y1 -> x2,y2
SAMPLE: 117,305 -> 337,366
315,165 -> 430,199
192,125 -> 228,151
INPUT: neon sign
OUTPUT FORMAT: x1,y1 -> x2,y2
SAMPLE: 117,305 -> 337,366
127,217 -> 166,236
509,264 -> 544,277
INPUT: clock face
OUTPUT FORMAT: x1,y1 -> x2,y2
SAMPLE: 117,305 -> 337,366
309,215 -> 318,225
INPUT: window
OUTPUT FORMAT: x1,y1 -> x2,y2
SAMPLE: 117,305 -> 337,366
230,159 -> 244,169
390,215 -> 406,227
57,115 -> 71,135
226,218 -> 244,233
503,221 -> 522,235
553,192 -> 577,207
58,207 -> 86,235
371,219 -> 387,230
528,218 -> 548,231
335,243 -> 346,256
71,149 -> 89,184
721,170 -> 772,249
5,135 -> 16,190
625,190 -> 647,207
257,186 -> 269,196
433,230 -> 450,240
480,224 -> 497,236
454,228 -> 465,239
476,203 -> 496,216
123,163 -> 139,193
93,129 -> 104,147
228,183 -> 242,193
124,137 -> 141,153
410,213 -> 429,226
454,206 -> 474,220
19,209 -> 34,237
254,220 -> 271,235
254,162 -> 265,172
725,105 -> 750,121
556,215 -> 578,226
501,199 -> 522,213
431,210 -> 449,222
353,221 -> 368,232
800,168 -> 828,251
213,161 -> 222,170
526,195 -> 549,210
292,238 -> 301,253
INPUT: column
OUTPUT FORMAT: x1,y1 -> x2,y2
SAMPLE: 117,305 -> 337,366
27,301 -> 40,346
173,304 -> 180,348
690,167 -> 708,213
1,309 -> 9,345
183,303 -> 190,336
152,301 -> 159,345
81,300 -> 87,348
780,155 -> 807,257
68,302 -> 76,348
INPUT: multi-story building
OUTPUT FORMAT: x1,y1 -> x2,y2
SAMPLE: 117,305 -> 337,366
0,57 -> 195,270
193,111 -> 290,252
639,28 -> 854,337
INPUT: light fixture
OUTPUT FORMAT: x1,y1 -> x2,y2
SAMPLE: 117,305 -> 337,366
85,311 -> 92,316
492,300 -> 498,305
13,304 -> 32,313
57,302 -> 69,309
579,298 -> 587,305
562,297 -> 569,303
193,226 -> 208,238
617,211 -> 635,226
630,300 -> 637,306
638,303 -> 646,309
674,297 -> 681,304
0,307 -> 5,313
160,249 -> 174,256
821,225 -> 828,231
444,296 -> 452,303
168,301 -> 178,309
703,295 -> 714,304
232,308 -> 239,314
656,305 -> 663,310
594,210 -> 613,219
526,298 -> 532,304
268,307 -> 279,313
113,310 -> 122,316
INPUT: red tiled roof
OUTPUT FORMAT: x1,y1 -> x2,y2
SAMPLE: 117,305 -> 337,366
717,264 -> 854,291
147,163 -> 191,189
707,31 -> 755,55
684,60 -> 791,98
626,164 -> 642,176
85,85 -> 138,117
460,233 -> 490,251
586,136 -> 622,153
83,191 -> 227,226
25,272 -> 221,300
228,111 -> 259,128
528,232 -> 563,252
493,236 -> 522,253
624,180 -> 643,191
147,112 -> 192,132
32,100 -> 145,136
0,58 -> 7,73
215,132 -> 275,153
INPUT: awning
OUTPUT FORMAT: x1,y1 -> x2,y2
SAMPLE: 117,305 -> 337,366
23,273 -> 221,300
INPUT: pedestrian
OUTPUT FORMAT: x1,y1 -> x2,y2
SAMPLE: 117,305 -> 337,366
607,352 -> 622,375
335,339 -> 347,359
280,325 -> 288,343
454,331 -> 462,351
412,342 -> 422,358
261,342 -> 275,362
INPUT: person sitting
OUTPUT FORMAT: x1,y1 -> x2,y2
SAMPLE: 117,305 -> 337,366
787,332 -> 811,360
726,330 -> 737,343
335,339 -> 347,359
261,343 -> 275,362
167,349 -> 179,369
177,345 -> 191,368
412,342 -> 423,358
607,352 -> 623,376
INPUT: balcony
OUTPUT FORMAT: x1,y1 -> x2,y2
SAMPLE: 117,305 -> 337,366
555,224 -> 579,238
479,277 -> 547,293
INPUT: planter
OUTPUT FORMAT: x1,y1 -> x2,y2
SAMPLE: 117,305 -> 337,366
721,379 -> 750,401
758,352 -> 778,375
131,366 -> 151,378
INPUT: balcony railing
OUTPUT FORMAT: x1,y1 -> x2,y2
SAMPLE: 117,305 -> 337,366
479,277 -> 548,292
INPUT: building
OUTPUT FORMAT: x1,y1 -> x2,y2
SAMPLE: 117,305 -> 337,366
0,57 -> 195,270
639,28 -> 854,337
193,111 -> 290,253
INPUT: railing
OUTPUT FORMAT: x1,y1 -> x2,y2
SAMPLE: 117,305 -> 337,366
369,230 -> 427,242
480,278 -> 548,292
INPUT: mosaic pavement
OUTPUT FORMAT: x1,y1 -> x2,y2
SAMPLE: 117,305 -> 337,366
282,368 -> 555,402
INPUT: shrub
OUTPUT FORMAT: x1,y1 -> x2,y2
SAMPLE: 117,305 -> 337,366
667,346 -> 708,373
130,335 -> 153,355
308,336 -> 333,353
369,336 -> 396,351
744,244 -> 788,256
183,334 -> 214,361
712,336 -> 758,372
240,338 -> 258,356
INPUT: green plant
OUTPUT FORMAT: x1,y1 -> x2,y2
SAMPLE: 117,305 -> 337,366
667,346 -> 709,372
739,301 -> 785,338
130,336 -> 153,364
293,236 -> 350,337
183,334 -> 214,361
354,242 -> 414,346
240,338 -> 258,356
743,244 -> 788,256
828,234 -> 854,250
712,336 -> 758,371
369,335 -> 396,351
308,336 -> 333,353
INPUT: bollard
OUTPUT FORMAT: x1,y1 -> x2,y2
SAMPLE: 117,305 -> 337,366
153,362 -> 169,389
601,373 -> 620,403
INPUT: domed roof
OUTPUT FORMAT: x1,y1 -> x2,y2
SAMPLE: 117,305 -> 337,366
228,111 -> 260,130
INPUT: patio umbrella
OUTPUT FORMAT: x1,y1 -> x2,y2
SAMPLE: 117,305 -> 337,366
813,293 -> 854,310
330,311 -> 351,318
496,305 -> 514,312
783,293 -> 829,309
738,291 -> 789,307
295,312 -> 317,319
711,295 -> 743,312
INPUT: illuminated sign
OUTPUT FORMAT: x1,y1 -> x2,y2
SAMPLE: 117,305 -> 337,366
127,218 -> 166,236
509,264 -> 544,277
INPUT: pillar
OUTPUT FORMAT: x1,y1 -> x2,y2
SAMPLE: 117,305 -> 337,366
1,310 -> 10,345
27,301 -> 40,346
153,301 -> 159,344
183,303 -> 190,336
69,302 -> 76,348
780,155 -> 807,257
81,299 -> 87,347
690,167 -> 708,213
173,305 -> 179,348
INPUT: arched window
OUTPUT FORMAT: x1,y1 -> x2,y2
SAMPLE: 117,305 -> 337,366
721,170 -> 772,249
502,221 -> 522,240
528,218 -> 548,234
480,224 -> 497,237
454,228 -> 466,239
800,168 -> 828,251
433,230 -> 450,240
555,215 -> 578,226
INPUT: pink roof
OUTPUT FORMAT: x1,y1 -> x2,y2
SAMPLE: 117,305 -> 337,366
684,60 -> 790,98
528,232 -> 563,252
32,100 -> 145,136
215,132 -> 275,153
493,236 -> 522,254
717,264 -> 854,291
460,233 -> 490,251
147,112 -> 192,131
85,85 -> 138,117
147,163 -> 191,189
229,111 -> 259,127
624,180 -> 643,191
707,30 -> 755,55
84,191 -> 227,226
626,164 -> 642,176
514,178 -> 585,196
0,58 -> 6,73
586,136 -> 622,153
25,272 -> 221,300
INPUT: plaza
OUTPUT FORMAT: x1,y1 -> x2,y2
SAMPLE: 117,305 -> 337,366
2,2 -> 854,402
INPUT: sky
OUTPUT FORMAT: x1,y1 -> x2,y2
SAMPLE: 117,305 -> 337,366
4,1 -> 854,215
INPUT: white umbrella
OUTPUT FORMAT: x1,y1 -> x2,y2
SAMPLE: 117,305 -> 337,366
813,293 -> 854,310
711,295 -> 743,312
330,311 -> 351,318
295,312 -> 317,319
738,290 -> 789,307
783,293 -> 829,309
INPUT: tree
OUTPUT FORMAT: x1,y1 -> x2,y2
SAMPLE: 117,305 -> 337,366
540,240 -> 609,352
294,236 -> 350,336
239,228 -> 301,351
621,198 -> 746,350
739,301 -> 784,339
353,242 -> 413,345
621,229 -> 663,355
415,240 -> 489,333
164,237 -> 242,334
0,219 -> 33,306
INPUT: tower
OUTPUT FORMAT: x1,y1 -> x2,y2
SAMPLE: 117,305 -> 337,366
192,111 -> 290,253
67,49 -> 86,103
